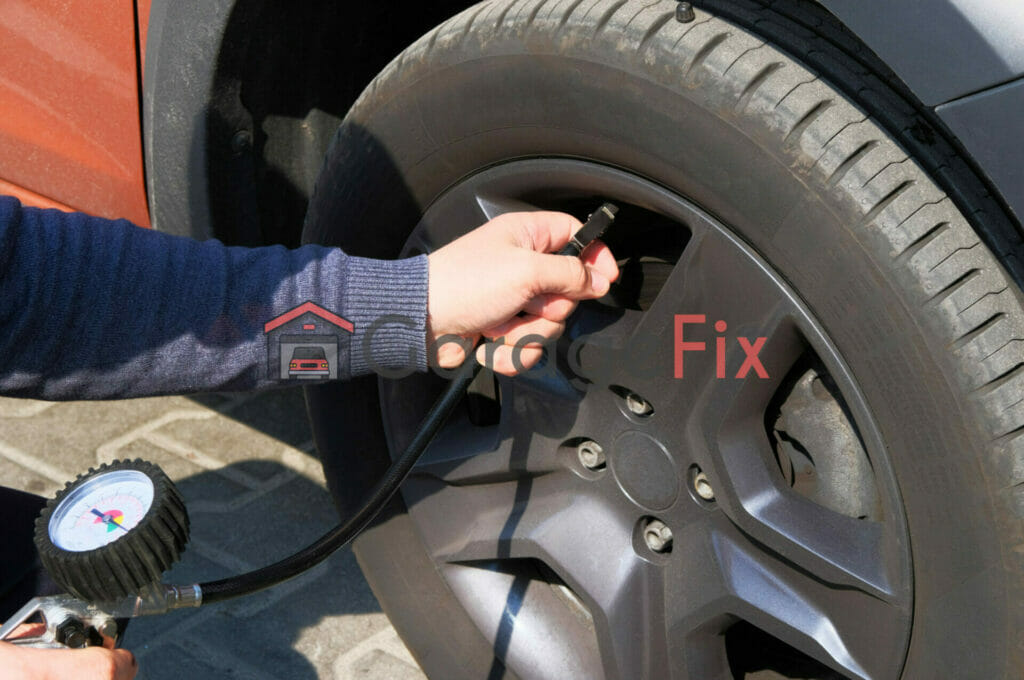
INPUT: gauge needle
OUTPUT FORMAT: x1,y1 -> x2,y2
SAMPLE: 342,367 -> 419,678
91,508 -> 129,532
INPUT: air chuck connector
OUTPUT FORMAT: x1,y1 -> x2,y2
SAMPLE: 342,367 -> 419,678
558,203 -> 618,257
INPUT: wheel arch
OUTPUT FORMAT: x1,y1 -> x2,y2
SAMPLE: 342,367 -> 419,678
814,0 -> 1024,241
816,0 -> 1024,107
694,0 -> 1024,282
141,0 -> 1024,251
141,0 -> 473,245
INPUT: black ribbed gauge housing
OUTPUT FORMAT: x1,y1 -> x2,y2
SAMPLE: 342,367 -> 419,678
34,459 -> 189,603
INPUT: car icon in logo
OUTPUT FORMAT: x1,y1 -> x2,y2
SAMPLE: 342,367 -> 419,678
288,346 -> 330,377
264,301 -> 352,381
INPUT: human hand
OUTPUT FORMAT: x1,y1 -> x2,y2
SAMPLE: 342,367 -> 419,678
427,211 -> 619,375
0,624 -> 137,680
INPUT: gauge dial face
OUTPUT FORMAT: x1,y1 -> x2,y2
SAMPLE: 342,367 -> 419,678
48,470 -> 155,552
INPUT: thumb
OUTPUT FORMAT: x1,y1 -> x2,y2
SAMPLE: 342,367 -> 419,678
109,649 -> 138,680
529,252 -> 610,298
78,647 -> 138,680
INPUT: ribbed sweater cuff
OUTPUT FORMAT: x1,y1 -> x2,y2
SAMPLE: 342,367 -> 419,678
342,254 -> 429,377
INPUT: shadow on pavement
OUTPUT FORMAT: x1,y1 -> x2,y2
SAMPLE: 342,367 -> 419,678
125,439 -> 384,679
187,387 -> 314,453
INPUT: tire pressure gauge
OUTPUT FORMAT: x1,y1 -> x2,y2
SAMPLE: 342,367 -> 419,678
34,459 -> 189,603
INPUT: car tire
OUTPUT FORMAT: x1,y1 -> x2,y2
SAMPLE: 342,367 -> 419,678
303,1 -> 1024,678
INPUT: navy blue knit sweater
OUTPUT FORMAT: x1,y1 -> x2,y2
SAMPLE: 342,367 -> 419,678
0,197 -> 428,400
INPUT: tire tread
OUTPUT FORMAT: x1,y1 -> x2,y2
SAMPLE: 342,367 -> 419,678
310,1 -> 1024,674
493,0 -> 1024,667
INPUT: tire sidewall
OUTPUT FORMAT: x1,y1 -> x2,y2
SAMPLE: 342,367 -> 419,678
305,21 -> 1014,680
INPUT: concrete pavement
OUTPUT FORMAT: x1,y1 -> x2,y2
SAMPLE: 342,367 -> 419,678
0,388 -> 427,680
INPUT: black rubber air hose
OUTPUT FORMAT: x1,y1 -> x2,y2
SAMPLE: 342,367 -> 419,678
199,360 -> 481,604
197,202 -> 616,606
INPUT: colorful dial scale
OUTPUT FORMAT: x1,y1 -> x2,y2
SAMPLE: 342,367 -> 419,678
48,469 -> 155,552
35,460 -> 189,603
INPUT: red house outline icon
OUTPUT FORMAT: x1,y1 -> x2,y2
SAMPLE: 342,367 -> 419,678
264,302 -> 353,380
264,301 -> 354,334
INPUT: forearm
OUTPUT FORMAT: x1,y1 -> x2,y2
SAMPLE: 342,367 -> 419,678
0,197 -> 427,400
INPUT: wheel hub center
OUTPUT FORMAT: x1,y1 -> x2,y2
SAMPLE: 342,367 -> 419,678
610,431 -> 679,511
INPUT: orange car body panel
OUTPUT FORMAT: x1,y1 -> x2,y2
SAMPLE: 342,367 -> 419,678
0,177 -> 75,212
0,0 -> 150,226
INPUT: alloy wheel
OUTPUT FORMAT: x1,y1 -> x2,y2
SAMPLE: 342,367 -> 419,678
380,158 -> 913,680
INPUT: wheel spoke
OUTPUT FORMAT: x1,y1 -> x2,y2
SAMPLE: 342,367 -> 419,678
424,477 -> 567,562
431,479 -> 678,679
498,370 -> 585,438
567,303 -> 643,384
525,503 -> 675,680
402,178 -> 545,256
576,224 -> 806,435
474,191 -> 543,221
673,522 -> 910,680
419,419 -> 554,489
588,558 -> 674,680
707,421 -> 899,596
406,374 -> 587,486
440,559 -> 607,680
636,221 -> 798,348
411,420 -> 518,486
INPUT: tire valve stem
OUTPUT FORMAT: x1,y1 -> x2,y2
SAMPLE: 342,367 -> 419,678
676,2 -> 696,23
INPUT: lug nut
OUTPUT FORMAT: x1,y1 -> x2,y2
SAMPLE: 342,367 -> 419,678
643,519 -> 673,553
693,470 -> 715,501
625,392 -> 654,417
577,440 -> 606,470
